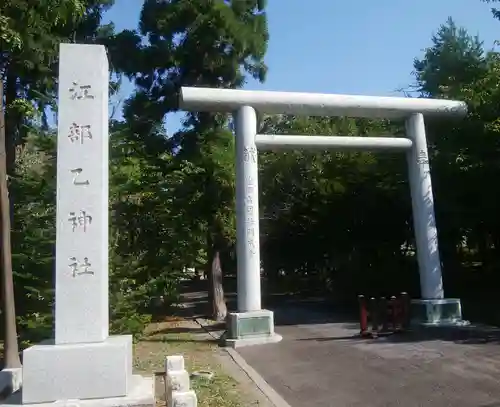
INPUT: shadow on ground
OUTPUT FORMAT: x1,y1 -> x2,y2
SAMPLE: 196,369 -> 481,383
172,278 -> 500,407
143,336 -> 220,344
237,293 -> 500,407
297,318 -> 500,345
148,323 -> 225,335
173,278 -> 500,346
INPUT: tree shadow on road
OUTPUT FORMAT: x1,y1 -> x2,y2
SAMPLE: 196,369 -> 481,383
297,323 -> 500,346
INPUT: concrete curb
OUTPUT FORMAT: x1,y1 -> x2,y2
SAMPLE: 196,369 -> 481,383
194,318 -> 292,407
223,347 -> 292,407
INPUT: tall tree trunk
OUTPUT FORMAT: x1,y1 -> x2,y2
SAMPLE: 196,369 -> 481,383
210,249 -> 227,321
206,235 -> 227,321
0,77 -> 21,368
4,74 -> 17,178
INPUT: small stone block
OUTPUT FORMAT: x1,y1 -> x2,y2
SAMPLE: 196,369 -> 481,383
168,390 -> 197,407
165,355 -> 185,372
167,370 -> 190,392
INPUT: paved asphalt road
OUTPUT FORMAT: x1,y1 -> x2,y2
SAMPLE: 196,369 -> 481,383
238,302 -> 500,407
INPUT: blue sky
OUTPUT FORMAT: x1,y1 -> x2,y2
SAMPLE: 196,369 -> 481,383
103,0 -> 500,134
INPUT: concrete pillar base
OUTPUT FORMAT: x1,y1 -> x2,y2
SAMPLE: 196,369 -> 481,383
224,310 -> 282,348
1,375 -> 154,407
411,298 -> 463,326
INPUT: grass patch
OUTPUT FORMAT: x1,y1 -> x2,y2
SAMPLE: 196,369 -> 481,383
134,319 -> 243,407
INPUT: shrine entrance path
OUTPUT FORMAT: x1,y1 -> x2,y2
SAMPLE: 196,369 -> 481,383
238,298 -> 500,407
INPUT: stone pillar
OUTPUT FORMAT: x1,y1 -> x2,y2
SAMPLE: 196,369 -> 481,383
235,105 -> 261,312
15,44 -> 154,406
54,42 -> 109,344
406,113 -> 443,300
225,106 -> 281,347
406,113 -> 462,325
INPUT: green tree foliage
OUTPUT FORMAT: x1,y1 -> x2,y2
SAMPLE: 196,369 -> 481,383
11,131 -> 57,347
1,0 -> 114,366
482,0 -> 500,20
7,1 -> 500,357
109,0 -> 269,319
107,120 -> 186,335
1,0 -> 114,142
413,17 -> 500,303
258,116 -> 414,301
258,17 -> 500,309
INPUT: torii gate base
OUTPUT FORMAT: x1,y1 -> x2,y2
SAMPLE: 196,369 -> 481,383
180,87 -> 467,348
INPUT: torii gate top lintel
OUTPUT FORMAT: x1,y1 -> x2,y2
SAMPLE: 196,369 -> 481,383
179,86 -> 468,119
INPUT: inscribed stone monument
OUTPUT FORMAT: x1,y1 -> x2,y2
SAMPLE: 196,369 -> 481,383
4,43 -> 154,407
54,42 -> 109,345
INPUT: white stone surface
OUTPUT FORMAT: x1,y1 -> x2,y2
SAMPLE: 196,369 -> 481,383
168,390 -> 197,407
22,335 -> 132,404
405,113 -> 443,299
234,106 -> 261,312
2,375 -> 154,407
166,371 -> 190,393
179,86 -> 467,118
225,333 -> 283,349
165,355 -> 184,373
55,43 -> 109,344
255,134 -> 413,151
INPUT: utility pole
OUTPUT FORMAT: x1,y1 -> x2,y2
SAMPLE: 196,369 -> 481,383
0,75 -> 21,368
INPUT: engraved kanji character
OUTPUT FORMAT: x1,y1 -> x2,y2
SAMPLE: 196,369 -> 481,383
243,146 -> 257,162
68,257 -> 94,277
68,210 -> 92,232
417,149 -> 429,165
68,123 -> 92,144
70,168 -> 90,185
69,81 -> 95,100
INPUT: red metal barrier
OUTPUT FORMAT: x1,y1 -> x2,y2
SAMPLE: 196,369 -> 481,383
358,295 -> 368,336
357,292 -> 411,338
370,297 -> 378,337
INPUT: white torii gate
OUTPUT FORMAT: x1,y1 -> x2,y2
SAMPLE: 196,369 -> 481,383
179,87 -> 467,348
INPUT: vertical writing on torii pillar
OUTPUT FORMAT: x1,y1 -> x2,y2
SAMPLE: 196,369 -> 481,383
416,149 -> 431,178
243,146 -> 258,256
55,44 -> 110,344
